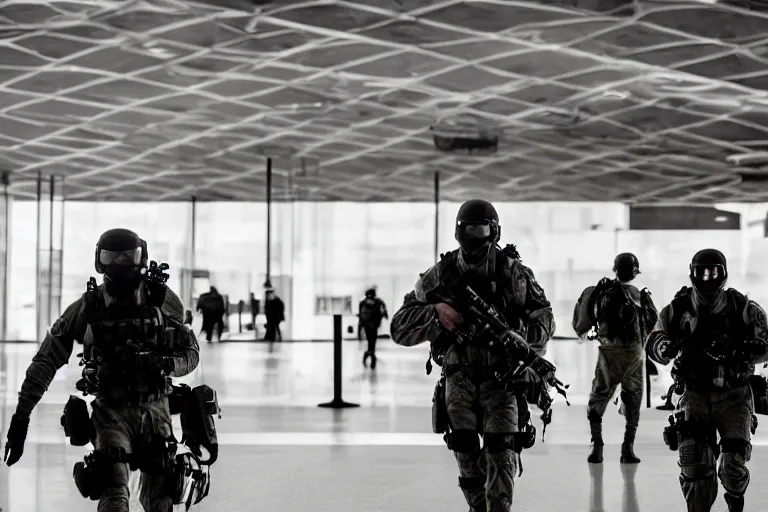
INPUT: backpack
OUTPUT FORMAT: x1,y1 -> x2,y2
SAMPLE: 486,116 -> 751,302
359,297 -> 382,326
588,278 -> 637,339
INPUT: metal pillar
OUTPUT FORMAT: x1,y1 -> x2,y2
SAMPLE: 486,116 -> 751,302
35,173 -> 64,342
434,171 -> 440,263
35,172 -> 43,341
266,157 -> 272,287
189,196 -> 197,309
0,172 -> 9,341
48,176 -> 55,321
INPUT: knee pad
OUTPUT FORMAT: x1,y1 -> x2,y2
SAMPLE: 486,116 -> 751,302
73,449 -> 130,501
446,429 -> 480,454
720,438 -> 752,461
587,409 -> 602,423
458,476 -> 485,490
483,433 -> 514,454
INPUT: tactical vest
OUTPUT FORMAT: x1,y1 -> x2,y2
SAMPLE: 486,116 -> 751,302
431,245 -> 528,358
82,278 -> 170,403
670,287 -> 751,390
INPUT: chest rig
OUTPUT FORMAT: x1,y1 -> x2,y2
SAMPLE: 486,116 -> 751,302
428,245 -> 527,371
670,287 -> 751,389
77,276 -> 169,403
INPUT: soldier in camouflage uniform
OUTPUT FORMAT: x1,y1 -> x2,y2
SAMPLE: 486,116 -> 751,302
573,253 -> 658,464
390,200 -> 555,512
3,229 -> 199,512
647,249 -> 768,512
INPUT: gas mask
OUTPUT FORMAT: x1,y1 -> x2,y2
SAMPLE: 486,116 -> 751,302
457,221 -> 494,263
689,249 -> 727,304
100,248 -> 143,297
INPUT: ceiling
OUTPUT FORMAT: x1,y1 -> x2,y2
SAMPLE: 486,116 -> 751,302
2,0 -> 768,202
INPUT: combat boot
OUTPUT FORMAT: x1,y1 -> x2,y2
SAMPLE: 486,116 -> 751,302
724,492 -> 744,512
363,351 -> 370,368
370,353 -> 377,370
620,429 -> 640,464
588,416 -> 604,464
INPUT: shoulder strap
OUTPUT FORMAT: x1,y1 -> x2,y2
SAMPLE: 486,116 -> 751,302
727,288 -> 749,328
669,287 -> 693,334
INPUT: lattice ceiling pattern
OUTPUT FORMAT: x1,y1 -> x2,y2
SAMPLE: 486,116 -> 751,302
2,0 -> 768,202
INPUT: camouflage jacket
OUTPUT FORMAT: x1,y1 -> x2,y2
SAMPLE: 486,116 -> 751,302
390,246 -> 555,367
15,281 -> 199,417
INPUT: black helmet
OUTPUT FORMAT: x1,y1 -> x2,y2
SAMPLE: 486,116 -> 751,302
364,288 -> 376,297
689,248 -> 727,298
95,228 -> 147,296
454,199 -> 500,260
613,252 -> 640,282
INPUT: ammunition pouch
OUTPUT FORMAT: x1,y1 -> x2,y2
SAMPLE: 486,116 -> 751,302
664,412 -> 720,458
60,395 -> 95,447
512,422 -> 536,453
432,377 -> 448,434
170,384 -> 222,465
73,447 -> 132,501
749,375 -> 768,415
445,429 -> 480,454
663,413 -> 680,451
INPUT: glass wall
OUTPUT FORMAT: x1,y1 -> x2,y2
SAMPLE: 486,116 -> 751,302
6,200 -> 768,341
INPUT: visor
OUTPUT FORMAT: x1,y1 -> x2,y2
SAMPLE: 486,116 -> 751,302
99,248 -> 142,266
691,264 -> 725,281
458,221 -> 491,239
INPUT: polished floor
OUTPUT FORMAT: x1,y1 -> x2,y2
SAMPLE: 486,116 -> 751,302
2,337 -> 768,512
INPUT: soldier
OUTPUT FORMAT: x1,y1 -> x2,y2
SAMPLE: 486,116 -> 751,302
647,249 -> 768,512
390,199 -> 555,512
3,229 -> 200,512
573,253 -> 658,464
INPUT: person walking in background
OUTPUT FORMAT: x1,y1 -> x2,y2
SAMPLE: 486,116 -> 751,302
359,287 -> 388,369
264,287 -> 285,342
197,286 -> 226,343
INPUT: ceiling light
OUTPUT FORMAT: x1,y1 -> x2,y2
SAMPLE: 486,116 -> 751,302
601,90 -> 630,100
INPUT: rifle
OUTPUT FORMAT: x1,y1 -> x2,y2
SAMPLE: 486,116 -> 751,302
426,277 -> 570,439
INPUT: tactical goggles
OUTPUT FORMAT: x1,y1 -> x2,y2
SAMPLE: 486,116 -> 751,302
457,221 -> 492,238
691,264 -> 726,281
99,248 -> 142,266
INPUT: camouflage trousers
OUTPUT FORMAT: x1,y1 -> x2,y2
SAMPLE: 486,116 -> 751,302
677,386 -> 753,512
587,346 -> 644,433
91,397 -> 174,512
445,366 -> 518,512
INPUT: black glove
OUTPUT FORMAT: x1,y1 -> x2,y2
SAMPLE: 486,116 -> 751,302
4,413 -> 30,466
735,338 -> 768,360
661,339 -> 682,361
529,356 -> 556,383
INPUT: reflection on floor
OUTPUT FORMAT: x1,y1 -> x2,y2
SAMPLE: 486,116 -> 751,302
1,339 -> 766,511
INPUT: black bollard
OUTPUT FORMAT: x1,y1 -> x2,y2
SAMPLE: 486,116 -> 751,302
318,314 -> 360,409
238,300 -> 244,333
645,355 -> 651,408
